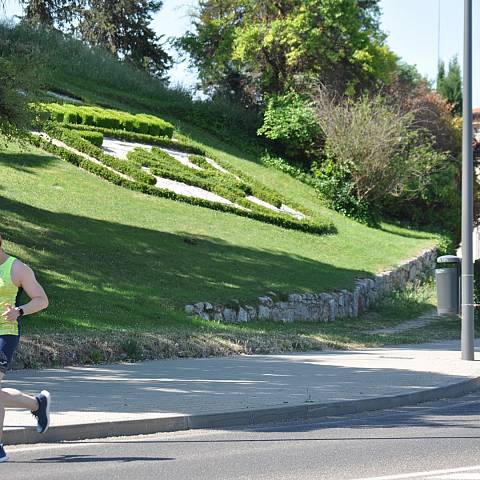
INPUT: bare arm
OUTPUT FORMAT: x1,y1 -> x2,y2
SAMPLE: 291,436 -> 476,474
1,262 -> 48,322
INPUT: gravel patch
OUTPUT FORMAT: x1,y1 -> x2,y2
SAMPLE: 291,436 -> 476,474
246,195 -> 305,219
46,91 -> 83,104
102,137 -> 153,160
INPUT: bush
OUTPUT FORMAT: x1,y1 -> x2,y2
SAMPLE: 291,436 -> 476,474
47,125 -> 156,185
257,91 -> 321,164
130,147 -> 248,202
314,88 -> 414,207
41,103 -> 175,138
77,130 -> 104,147
312,153 -> 373,224
383,136 -> 460,233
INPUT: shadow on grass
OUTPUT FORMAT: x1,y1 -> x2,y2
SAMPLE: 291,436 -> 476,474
378,223 -> 440,240
0,151 -> 56,174
0,190 -> 370,334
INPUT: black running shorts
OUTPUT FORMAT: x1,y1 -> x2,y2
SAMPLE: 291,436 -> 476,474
0,335 -> 20,375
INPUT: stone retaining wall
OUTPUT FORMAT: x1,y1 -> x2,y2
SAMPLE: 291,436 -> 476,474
185,247 -> 438,323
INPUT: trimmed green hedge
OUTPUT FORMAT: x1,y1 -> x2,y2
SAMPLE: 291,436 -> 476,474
61,123 -> 204,154
128,147 -> 248,202
77,130 -> 104,147
41,103 -> 175,138
30,132 -> 335,235
60,123 -> 310,215
47,125 -> 156,185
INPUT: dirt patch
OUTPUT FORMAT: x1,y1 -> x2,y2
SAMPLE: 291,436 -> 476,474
11,331 -> 351,369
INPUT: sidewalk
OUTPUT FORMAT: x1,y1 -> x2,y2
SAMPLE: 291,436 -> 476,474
3,340 -> 480,445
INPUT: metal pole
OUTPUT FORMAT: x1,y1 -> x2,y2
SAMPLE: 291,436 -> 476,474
461,0 -> 474,360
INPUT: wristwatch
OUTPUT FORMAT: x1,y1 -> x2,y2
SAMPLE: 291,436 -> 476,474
15,307 -> 24,318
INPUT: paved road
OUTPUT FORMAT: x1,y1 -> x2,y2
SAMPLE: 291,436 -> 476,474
4,391 -> 480,479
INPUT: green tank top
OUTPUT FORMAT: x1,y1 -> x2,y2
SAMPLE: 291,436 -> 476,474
0,256 -> 19,336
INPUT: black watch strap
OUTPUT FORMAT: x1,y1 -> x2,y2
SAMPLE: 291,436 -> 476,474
16,307 -> 24,317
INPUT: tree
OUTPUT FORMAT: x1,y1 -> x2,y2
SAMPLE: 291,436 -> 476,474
386,73 -> 459,155
0,23 -> 42,138
21,0 -> 79,29
20,0 -> 171,78
78,0 -> 171,78
177,0 -> 397,104
437,56 -> 462,116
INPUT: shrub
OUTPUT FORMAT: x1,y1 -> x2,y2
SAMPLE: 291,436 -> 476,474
41,103 -> 174,138
314,87 -> 414,207
62,124 -> 204,153
77,130 -> 104,147
386,76 -> 460,156
383,135 -> 460,233
63,109 -> 80,124
312,152 -> 373,224
47,125 -> 156,185
257,91 -> 321,164
132,118 -> 150,134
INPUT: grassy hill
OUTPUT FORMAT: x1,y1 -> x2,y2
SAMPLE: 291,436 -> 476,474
0,24 -> 444,366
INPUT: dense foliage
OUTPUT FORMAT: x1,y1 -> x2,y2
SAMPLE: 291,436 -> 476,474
257,91 -> 321,163
177,0 -> 397,103
437,56 -> 462,116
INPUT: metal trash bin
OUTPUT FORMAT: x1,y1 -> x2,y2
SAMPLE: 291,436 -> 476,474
435,255 -> 461,315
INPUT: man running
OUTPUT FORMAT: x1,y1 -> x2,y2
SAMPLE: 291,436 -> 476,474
0,233 -> 50,462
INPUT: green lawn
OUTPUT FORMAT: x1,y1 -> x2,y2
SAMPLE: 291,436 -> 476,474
0,25 -> 454,368
0,138 -> 437,338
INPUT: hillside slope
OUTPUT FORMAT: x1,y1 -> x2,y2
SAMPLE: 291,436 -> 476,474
0,25 -> 442,356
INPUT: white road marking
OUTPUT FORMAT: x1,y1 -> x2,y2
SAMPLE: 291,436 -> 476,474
353,465 -> 480,480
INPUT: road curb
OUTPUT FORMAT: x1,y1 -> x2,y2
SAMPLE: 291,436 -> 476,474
5,375 -> 480,445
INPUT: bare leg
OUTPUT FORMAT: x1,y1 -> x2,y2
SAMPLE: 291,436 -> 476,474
0,373 -> 39,442
1,388 -> 38,410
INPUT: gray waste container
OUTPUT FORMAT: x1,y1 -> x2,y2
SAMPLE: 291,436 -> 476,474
435,255 -> 461,315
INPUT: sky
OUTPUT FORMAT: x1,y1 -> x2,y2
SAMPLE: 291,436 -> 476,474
2,0 -> 479,105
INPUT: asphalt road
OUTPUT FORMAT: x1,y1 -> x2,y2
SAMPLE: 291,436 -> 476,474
4,391 -> 480,480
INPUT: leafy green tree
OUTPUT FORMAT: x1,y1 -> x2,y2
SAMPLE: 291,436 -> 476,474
0,23 -> 42,138
177,0 -> 398,103
437,56 -> 462,116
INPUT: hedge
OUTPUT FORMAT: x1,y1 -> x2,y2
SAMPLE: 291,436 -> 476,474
30,133 -> 335,235
61,123 -> 204,154
59,123 -> 308,215
47,125 -> 156,185
41,104 -> 175,138
128,147 -> 248,202
77,130 -> 104,148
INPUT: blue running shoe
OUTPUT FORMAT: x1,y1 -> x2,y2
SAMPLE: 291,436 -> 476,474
0,444 -> 8,462
32,390 -> 51,433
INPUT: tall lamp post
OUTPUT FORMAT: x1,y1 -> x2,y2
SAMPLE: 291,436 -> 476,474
461,0 -> 475,360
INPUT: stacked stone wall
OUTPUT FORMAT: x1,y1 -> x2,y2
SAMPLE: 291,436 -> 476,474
185,248 -> 438,323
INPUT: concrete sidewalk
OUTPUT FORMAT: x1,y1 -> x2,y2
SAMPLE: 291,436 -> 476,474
3,340 -> 480,445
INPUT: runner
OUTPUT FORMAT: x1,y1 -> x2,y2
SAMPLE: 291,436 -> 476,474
0,233 -> 50,462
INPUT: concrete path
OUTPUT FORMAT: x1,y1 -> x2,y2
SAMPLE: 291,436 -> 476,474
3,340 -> 480,444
